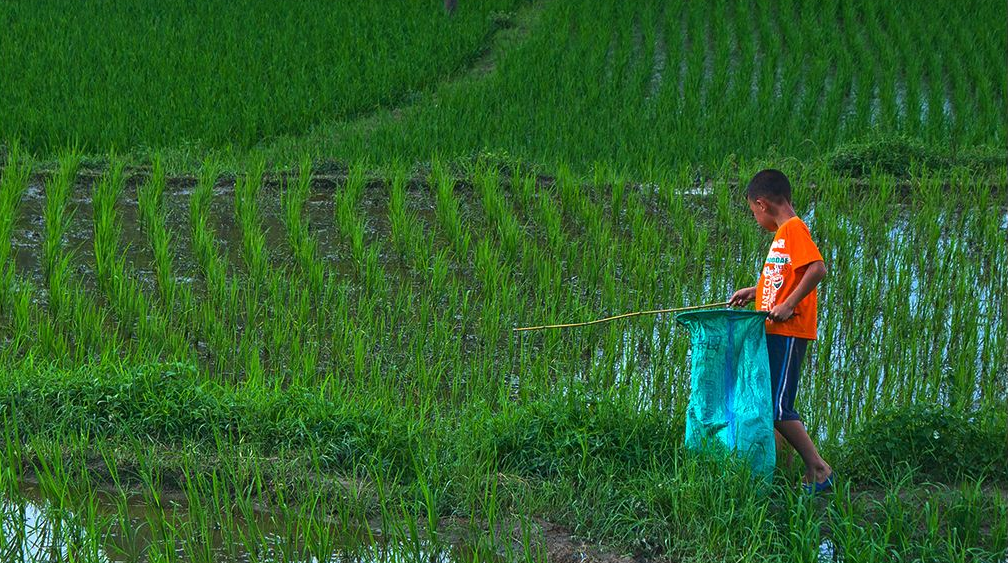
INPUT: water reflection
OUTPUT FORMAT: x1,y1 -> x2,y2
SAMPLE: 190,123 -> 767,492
0,486 -> 458,563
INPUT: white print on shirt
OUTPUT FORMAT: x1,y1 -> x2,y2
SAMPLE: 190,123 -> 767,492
761,238 -> 790,310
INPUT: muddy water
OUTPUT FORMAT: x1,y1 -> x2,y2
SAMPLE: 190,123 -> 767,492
10,174 -> 380,310
2,481 -> 851,562
9,174 -> 1007,419
1,482 -> 463,563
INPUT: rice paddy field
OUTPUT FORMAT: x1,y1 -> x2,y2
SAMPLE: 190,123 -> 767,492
3,0 -> 1005,171
0,0 -> 1006,561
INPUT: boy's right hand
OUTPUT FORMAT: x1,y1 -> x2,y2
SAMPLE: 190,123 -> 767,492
729,286 -> 757,307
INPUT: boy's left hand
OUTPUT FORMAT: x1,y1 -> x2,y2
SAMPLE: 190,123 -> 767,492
768,302 -> 795,322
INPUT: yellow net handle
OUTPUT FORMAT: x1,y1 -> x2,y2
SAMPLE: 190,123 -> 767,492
513,301 -> 734,333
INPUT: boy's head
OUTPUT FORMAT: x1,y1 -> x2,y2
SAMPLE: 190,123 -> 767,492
746,169 -> 792,231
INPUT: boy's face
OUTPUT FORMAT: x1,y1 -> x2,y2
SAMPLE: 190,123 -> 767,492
747,197 -> 777,231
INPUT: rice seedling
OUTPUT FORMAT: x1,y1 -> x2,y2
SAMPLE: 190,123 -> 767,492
138,158 -> 178,311
235,158 -> 269,287
335,162 -> 389,299
136,158 -> 197,362
1,0 -> 1002,181
431,159 -> 469,260
0,145 -> 29,291
188,159 -> 242,377
190,160 -> 227,298
281,156 -> 324,296
92,158 -> 180,358
38,151 -> 120,363
387,163 -> 436,286
41,152 -> 79,322
0,146 -> 45,362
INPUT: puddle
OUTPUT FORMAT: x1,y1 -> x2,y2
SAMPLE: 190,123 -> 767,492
1,483 -> 475,563
818,538 -> 839,562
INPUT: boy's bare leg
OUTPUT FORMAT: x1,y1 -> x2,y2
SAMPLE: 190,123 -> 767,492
775,420 -> 832,484
774,429 -> 795,473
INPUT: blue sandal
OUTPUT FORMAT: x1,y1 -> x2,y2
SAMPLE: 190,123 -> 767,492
802,471 -> 835,495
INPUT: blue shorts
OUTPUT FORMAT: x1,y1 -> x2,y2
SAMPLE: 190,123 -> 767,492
766,334 -> 809,421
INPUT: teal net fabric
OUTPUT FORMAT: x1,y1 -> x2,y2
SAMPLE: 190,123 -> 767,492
675,309 -> 775,479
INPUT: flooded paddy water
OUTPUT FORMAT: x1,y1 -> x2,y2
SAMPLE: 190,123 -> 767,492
1,481 -> 507,563
6,168 -> 1007,421
0,476 -> 628,563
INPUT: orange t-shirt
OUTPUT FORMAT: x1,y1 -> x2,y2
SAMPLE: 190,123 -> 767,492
756,216 -> 823,340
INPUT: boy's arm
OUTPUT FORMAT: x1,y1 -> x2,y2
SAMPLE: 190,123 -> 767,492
768,261 -> 826,322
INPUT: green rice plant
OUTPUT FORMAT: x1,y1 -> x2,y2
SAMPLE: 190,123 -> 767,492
39,151 -> 120,363
41,151 -> 79,321
2,280 -> 65,364
137,170 -> 196,361
138,157 -> 179,312
0,145 -> 39,361
472,163 -> 523,339
235,157 -> 268,286
92,159 -> 126,290
387,162 -> 434,281
819,22 -> 853,144
9,0 -> 1005,176
188,158 -> 243,376
430,159 -> 469,259
92,157 -> 170,353
0,144 -> 29,285
1,0 -> 521,154
335,162 -> 370,270
281,156 -> 323,295
361,240 -> 388,300
1,158 -> 1006,561
190,159 -> 227,295
234,158 -> 287,382
473,238 -> 508,343
328,164 -> 401,387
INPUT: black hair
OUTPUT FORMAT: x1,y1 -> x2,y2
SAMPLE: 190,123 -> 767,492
746,169 -> 792,203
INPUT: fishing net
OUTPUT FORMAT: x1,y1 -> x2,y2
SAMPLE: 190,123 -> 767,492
675,309 -> 776,479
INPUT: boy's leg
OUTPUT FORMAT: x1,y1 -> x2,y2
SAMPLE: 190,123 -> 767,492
766,335 -> 831,484
775,420 -> 831,484
774,429 -> 795,473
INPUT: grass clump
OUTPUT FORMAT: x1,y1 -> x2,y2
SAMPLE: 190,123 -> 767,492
828,134 -> 1008,178
841,404 -> 1008,485
0,361 -> 418,474
481,388 -> 684,480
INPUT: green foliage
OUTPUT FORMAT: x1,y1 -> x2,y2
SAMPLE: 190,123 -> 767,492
828,134 -> 1007,178
0,362 -> 417,473
280,0 -> 1007,175
5,0 -> 1007,175
0,0 -> 520,152
480,389 -> 684,479
0,0 -> 1005,555
842,404 -> 1008,484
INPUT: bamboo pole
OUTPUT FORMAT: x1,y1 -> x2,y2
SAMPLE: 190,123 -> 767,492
513,301 -> 734,332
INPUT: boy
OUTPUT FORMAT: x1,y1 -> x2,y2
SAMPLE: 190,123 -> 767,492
729,169 -> 833,493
